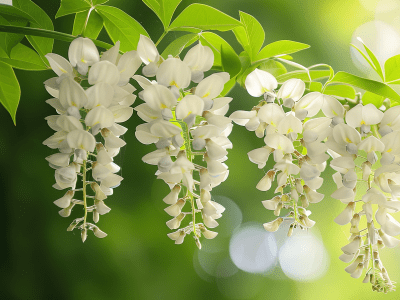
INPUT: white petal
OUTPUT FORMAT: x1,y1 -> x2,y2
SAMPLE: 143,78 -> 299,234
195,73 -> 229,100
142,84 -> 177,111
245,69 -> 278,97
277,78 -> 305,101
59,77 -> 88,109
85,83 -> 115,109
175,95 -> 204,119
156,58 -> 191,89
108,105 -> 134,123
88,61 -> 120,86
45,53 -> 73,77
184,43 -> 214,73
117,50 -> 142,85
294,92 -> 324,117
101,41 -> 120,65
85,106 -> 115,128
67,130 -> 96,152
137,35 -> 159,64
68,37 -> 100,75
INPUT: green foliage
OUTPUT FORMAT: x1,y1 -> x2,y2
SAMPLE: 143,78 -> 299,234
384,54 -> 400,84
323,84 -> 356,99
143,0 -> 183,30
73,9 -> 103,39
256,40 -> 310,62
0,43 -> 48,70
56,0 -> 92,18
309,81 -> 322,92
258,59 -> 287,78
0,15 -> 26,56
0,61 -> 20,124
13,0 -> 54,62
0,3 -> 35,22
169,4 -> 241,32
276,70 -> 331,83
96,6 -> 149,52
351,39 -> 384,81
199,32 -> 232,67
221,43 -> 241,78
329,71 -> 400,104
161,33 -> 198,58
361,91 -> 385,108
233,11 -> 264,62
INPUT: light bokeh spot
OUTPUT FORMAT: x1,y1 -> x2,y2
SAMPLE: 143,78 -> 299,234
278,232 -> 329,282
229,224 -> 278,274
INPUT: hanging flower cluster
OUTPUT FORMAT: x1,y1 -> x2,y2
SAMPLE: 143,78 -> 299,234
134,35 -> 233,248
230,69 -> 345,236
43,37 -> 139,242
329,103 -> 400,292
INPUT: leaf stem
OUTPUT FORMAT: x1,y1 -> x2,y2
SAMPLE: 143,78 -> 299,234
0,25 -> 113,50
155,31 -> 168,46
83,159 -> 88,227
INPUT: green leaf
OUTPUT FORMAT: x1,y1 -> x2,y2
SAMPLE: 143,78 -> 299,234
73,9 -> 103,39
161,33 -> 198,59
256,40 -> 310,62
13,0 -> 54,62
56,0 -> 91,18
0,61 -> 20,124
385,54 -> 400,83
0,3 -> 35,22
329,71 -> 400,104
276,70 -> 331,83
258,59 -> 287,78
221,43 -> 241,78
96,5 -> 149,52
199,32 -> 233,67
309,64 -> 334,81
220,77 -> 236,96
143,0 -> 182,30
168,4 -> 241,32
351,39 -> 384,81
323,85 -> 356,99
92,0 -> 109,5
309,81 -> 322,92
0,15 -> 26,56
0,43 -> 48,70
233,11 -> 264,62
361,91 -> 385,108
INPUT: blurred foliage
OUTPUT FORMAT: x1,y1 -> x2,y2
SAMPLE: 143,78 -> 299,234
1,0 -> 400,299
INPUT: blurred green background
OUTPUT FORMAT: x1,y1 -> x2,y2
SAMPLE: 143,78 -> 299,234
1,0 -> 400,299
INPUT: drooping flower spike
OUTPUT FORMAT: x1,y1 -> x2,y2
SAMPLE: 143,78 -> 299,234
44,38 -> 140,242
231,68 -> 336,237
135,36 -> 232,249
330,103 -> 399,292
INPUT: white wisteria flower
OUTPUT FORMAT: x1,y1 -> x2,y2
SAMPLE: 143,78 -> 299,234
43,38 -> 140,242
134,37 -> 232,249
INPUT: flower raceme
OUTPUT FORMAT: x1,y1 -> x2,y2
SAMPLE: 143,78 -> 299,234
134,36 -> 232,248
43,37 -> 139,242
231,68 -> 339,236
329,103 -> 400,292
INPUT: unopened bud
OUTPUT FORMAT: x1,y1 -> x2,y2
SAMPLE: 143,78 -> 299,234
81,228 -> 87,243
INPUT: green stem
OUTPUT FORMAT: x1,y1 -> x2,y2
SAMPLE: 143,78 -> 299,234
155,31 -> 167,46
0,25 -> 113,50
83,160 -> 88,227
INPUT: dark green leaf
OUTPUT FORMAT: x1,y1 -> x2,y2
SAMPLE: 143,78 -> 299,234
56,0 -> 91,18
233,11 -> 264,62
0,15 -> 26,56
143,0 -> 182,30
256,40 -> 310,62
199,32 -> 232,67
221,42 -> 241,78
351,41 -> 384,81
276,70 -> 331,83
96,5 -> 149,52
73,9 -> 103,39
220,77 -> 236,96
169,4 -> 241,32
0,3 -> 35,22
385,54 -> 400,83
13,0 -> 54,62
329,71 -> 400,104
161,33 -> 198,59
323,85 -> 356,99
0,61 -> 20,124
361,91 -> 385,108
0,43 -> 48,70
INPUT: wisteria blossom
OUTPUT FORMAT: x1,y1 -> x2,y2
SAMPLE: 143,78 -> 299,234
134,36 -> 232,248
44,37 -> 138,241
